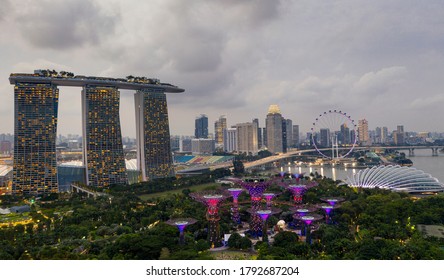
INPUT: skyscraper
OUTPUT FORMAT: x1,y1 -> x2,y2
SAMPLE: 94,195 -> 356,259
13,83 -> 59,195
252,118 -> 262,149
292,125 -> 299,148
382,127 -> 388,143
358,119 -> 370,146
214,115 -> 227,146
223,127 -> 237,153
135,90 -> 174,181
10,71 -> 184,192
82,86 -> 127,187
320,128 -> 331,147
340,123 -> 351,144
195,114 -> 208,139
236,122 -> 258,155
285,119 -> 293,150
282,119 -> 287,153
266,105 -> 284,154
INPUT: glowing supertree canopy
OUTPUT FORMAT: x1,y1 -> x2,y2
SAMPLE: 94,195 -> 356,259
320,197 -> 345,206
294,213 -> 323,243
263,192 -> 279,209
189,191 -> 229,247
317,203 -> 342,224
226,188 -> 244,224
275,173 -> 317,205
227,188 -> 244,202
165,218 -> 197,245
291,206 -> 318,218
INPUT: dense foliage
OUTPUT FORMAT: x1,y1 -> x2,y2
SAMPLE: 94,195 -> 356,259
0,176 -> 443,260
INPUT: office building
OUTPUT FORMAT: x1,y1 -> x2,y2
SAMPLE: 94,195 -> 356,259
381,127 -> 389,143
252,118 -> 262,149
340,124 -> 351,144
82,86 -> 128,187
320,128 -> 331,147
223,128 -> 237,153
285,119 -> 293,151
135,90 -> 174,181
236,122 -> 258,155
191,139 -> 215,155
292,125 -> 299,148
180,138 -> 193,153
195,114 -> 208,139
214,115 -> 227,146
358,119 -> 370,146
266,105 -> 284,154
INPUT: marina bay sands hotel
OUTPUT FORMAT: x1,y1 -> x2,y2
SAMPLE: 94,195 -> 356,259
9,70 -> 184,195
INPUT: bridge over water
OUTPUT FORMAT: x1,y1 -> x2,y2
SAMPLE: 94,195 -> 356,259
239,146 -> 443,170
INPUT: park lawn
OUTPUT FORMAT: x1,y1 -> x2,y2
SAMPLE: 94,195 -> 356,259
138,183 -> 219,200
210,250 -> 256,260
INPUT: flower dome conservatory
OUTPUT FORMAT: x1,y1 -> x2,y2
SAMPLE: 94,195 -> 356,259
345,165 -> 444,193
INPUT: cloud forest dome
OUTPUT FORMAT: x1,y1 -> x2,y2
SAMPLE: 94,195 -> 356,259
345,165 -> 444,193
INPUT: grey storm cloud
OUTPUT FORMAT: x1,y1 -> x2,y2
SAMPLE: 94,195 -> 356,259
2,0 -> 444,136
0,0 -> 10,20
15,0 -> 118,50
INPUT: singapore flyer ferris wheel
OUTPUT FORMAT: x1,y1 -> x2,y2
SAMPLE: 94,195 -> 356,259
310,110 -> 357,159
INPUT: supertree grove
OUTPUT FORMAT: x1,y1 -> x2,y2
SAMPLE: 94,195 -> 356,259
228,177 -> 273,237
189,191 -> 229,247
165,218 -> 197,245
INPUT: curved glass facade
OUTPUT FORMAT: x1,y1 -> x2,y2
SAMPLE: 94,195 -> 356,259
345,165 -> 444,193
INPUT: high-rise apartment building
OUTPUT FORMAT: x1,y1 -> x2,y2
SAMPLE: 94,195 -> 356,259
214,115 -> 227,146
266,105 -> 284,154
12,83 -> 59,195
135,90 -> 174,181
195,115 -> 208,139
82,86 -> 127,187
236,122 -> 258,155
358,119 -> 370,146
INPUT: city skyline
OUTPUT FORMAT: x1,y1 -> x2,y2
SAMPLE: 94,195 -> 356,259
2,1 -> 444,136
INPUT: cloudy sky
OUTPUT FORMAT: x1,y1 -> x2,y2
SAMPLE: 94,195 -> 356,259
1,0 -> 444,137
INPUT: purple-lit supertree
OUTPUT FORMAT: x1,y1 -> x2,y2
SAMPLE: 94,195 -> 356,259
294,213 -> 323,243
275,173 -> 318,205
189,191 -> 230,247
165,218 -> 197,245
262,192 -> 279,209
291,205 -> 318,235
226,188 -> 244,224
318,204 -> 342,224
228,177 -> 273,236
318,197 -> 344,223
248,207 -> 281,242
320,197 -> 345,207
